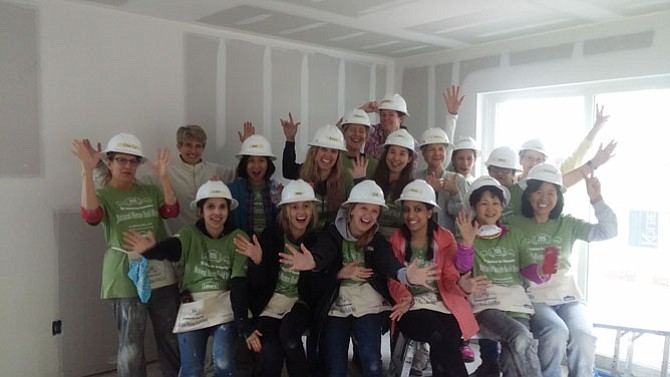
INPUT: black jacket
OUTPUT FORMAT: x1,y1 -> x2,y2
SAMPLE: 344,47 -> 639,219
246,225 -> 319,317
308,223 -> 405,345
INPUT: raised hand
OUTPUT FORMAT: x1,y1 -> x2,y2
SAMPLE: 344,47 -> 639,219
406,259 -> 436,289
441,174 -> 458,195
148,148 -> 171,178
337,260 -> 373,281
279,243 -> 316,271
348,155 -> 369,179
584,172 -> 602,203
455,209 -> 478,246
122,229 -> 156,254
425,172 -> 443,192
234,233 -> 262,265
590,140 -> 617,170
280,112 -> 300,142
245,329 -> 263,352
238,121 -> 256,142
593,104 -> 610,130
389,296 -> 413,321
360,100 -> 379,113
72,139 -> 102,172
457,271 -> 491,294
442,85 -> 464,115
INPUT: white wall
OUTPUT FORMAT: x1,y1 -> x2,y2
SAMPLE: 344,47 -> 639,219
2,0 -> 669,375
0,1 -> 392,376
396,10 -> 670,158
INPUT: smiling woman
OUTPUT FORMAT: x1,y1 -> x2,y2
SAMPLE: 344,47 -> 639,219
229,133 -> 281,237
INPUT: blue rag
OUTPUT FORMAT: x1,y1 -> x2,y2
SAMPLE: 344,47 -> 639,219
128,257 -> 152,303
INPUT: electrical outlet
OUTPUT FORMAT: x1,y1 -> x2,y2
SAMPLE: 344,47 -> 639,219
52,320 -> 62,336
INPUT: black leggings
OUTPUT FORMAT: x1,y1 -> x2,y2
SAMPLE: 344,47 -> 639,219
398,309 -> 468,377
256,302 -> 310,377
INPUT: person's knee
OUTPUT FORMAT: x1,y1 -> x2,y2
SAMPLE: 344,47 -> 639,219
282,336 -> 302,352
508,329 -> 537,352
568,328 -> 597,352
214,355 -> 235,376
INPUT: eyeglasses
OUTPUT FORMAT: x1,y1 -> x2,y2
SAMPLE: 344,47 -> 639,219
113,157 -> 141,166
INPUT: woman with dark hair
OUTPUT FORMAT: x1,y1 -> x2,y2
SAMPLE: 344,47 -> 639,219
509,163 -> 618,377
388,179 -> 483,377
372,128 -> 416,239
281,115 -> 353,229
278,180 -> 434,377
229,134 -> 281,236
454,176 -> 559,377
123,180 -> 256,377
233,179 -> 320,377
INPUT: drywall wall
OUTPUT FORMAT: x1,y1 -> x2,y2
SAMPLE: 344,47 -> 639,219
396,10 -> 670,157
0,0 -> 391,375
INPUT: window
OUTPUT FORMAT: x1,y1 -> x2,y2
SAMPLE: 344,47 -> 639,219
481,75 -> 670,373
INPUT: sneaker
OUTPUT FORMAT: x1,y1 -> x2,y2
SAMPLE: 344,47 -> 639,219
469,362 -> 501,377
460,343 -> 475,363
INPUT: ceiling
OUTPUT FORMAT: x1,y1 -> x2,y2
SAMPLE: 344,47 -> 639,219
74,0 -> 670,57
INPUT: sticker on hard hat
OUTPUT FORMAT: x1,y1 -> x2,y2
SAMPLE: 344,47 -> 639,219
371,192 -> 381,197
118,142 -> 140,149
294,191 -> 304,196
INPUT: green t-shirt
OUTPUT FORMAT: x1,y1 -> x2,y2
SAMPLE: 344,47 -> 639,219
407,246 -> 438,296
379,192 -> 404,229
341,239 -> 366,286
175,226 -> 249,293
472,229 -> 533,318
314,174 -> 355,231
274,236 -> 301,298
508,214 -> 591,271
473,229 -> 528,287
503,183 -> 523,225
97,184 -> 175,299
251,184 -> 266,235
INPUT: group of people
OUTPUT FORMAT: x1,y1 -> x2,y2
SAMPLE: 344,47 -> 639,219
71,86 -> 618,377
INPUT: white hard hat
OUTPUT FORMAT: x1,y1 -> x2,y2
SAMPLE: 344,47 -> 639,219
341,180 -> 388,209
383,129 -> 415,151
236,134 -> 276,160
394,179 -> 440,209
419,127 -> 450,148
277,179 -> 321,207
519,138 -> 547,157
485,146 -> 520,171
520,163 -> 566,193
341,108 -> 371,129
465,176 -> 511,211
378,93 -> 410,117
103,133 -> 145,160
308,124 -> 347,151
190,180 -> 239,210
452,136 -> 481,156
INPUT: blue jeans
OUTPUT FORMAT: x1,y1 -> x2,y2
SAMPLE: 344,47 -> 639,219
177,322 -> 237,377
476,309 -> 541,377
112,284 -> 180,377
322,314 -> 384,377
531,302 -> 596,377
